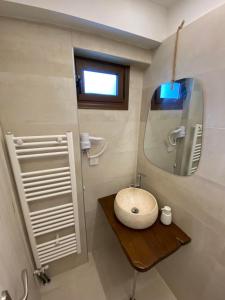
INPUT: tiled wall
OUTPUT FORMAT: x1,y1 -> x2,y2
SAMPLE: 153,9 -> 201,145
0,16 -> 150,276
137,5 -> 225,300
0,17 -> 88,276
77,65 -> 146,299
78,65 -> 144,249
71,27 -> 150,252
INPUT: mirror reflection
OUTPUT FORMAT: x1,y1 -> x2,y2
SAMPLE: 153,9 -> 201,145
144,78 -> 203,176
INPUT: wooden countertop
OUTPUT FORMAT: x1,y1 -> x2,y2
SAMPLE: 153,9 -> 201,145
98,194 -> 191,272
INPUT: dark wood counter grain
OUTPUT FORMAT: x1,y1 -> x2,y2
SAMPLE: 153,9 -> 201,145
99,194 -> 191,272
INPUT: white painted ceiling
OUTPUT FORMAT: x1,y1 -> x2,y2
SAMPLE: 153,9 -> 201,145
151,0 -> 179,8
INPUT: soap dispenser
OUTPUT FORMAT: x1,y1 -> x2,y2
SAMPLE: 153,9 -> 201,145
160,206 -> 172,225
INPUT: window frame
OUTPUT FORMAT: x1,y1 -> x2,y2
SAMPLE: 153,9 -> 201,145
75,56 -> 130,110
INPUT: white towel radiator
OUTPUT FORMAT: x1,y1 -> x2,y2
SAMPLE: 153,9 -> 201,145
187,124 -> 202,175
5,132 -> 81,269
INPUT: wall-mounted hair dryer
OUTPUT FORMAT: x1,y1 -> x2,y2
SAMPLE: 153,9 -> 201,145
80,133 -> 107,166
168,126 -> 186,146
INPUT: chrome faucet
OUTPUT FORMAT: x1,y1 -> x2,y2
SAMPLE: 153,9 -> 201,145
130,173 -> 146,188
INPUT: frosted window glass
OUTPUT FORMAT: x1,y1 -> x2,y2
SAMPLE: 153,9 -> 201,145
84,70 -> 118,96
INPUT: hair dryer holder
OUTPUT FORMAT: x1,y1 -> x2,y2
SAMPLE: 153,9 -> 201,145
80,133 -> 107,165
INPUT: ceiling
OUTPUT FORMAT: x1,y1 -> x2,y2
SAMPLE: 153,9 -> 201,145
151,0 -> 179,8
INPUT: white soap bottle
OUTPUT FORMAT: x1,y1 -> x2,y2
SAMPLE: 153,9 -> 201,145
160,206 -> 172,225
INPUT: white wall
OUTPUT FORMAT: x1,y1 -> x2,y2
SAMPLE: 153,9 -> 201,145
138,4 -> 225,299
0,16 -> 89,276
168,0 -> 225,36
3,0 -> 167,42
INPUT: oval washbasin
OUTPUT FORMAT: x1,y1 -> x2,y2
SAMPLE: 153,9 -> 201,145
114,187 -> 158,230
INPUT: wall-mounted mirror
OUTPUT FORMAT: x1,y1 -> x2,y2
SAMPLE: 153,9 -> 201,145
144,78 -> 203,176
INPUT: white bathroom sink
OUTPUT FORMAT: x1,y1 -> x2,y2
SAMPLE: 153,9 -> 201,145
114,187 -> 158,230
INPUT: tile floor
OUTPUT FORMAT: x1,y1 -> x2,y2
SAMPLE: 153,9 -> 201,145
41,254 -> 177,300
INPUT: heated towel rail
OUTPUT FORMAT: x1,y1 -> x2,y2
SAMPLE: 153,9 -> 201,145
5,132 -> 81,269
187,124 -> 202,175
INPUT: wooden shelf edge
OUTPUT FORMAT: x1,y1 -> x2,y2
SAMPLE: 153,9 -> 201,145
98,194 -> 191,272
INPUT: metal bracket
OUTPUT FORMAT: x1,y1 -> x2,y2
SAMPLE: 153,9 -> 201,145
130,270 -> 138,300
34,266 -> 51,285
1,291 -> 12,300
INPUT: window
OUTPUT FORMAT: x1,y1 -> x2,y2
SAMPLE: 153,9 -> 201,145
75,57 -> 130,110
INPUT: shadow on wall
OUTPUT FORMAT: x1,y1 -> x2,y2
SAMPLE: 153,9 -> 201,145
92,205 -> 133,300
